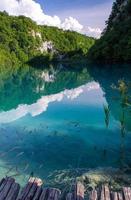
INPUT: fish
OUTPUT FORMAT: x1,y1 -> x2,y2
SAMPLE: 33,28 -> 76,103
16,152 -> 24,157
8,146 -> 21,152
23,163 -> 29,172
39,164 -> 43,169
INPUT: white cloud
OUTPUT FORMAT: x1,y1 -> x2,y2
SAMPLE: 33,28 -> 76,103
0,0 -> 103,37
0,82 -> 100,123
54,1 -> 114,38
61,17 -> 83,32
83,27 -> 102,39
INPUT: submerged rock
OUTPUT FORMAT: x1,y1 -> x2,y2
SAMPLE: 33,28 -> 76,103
46,167 -> 131,192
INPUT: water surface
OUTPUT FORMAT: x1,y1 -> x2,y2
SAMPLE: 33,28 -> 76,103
0,63 -> 130,186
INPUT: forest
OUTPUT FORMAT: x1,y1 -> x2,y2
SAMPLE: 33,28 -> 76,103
88,0 -> 131,62
0,11 -> 95,67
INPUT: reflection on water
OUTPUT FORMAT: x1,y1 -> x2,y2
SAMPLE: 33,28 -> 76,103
0,82 -> 100,123
0,63 -> 130,186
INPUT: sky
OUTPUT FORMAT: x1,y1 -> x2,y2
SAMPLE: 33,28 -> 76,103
0,0 -> 114,38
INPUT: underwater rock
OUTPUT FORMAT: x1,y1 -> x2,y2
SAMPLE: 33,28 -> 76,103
46,167 -> 131,192
78,167 -> 131,191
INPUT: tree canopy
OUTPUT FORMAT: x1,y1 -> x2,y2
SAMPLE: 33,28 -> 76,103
0,12 -> 95,67
88,0 -> 131,63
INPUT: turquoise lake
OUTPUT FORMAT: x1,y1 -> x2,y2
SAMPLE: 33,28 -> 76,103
0,63 -> 130,186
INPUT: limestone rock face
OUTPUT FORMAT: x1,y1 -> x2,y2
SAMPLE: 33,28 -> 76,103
39,41 -> 55,53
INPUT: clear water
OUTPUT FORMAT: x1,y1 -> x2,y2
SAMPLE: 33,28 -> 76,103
0,63 -> 130,186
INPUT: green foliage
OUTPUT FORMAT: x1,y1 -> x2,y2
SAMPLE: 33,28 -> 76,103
0,11 -> 95,67
88,0 -> 131,62
103,104 -> 110,128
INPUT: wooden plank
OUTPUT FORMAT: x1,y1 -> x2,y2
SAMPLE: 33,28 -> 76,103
53,189 -> 61,200
25,182 -> 38,200
39,188 -> 48,200
89,189 -> 97,200
17,182 -> 32,200
123,187 -> 130,200
117,192 -> 123,200
97,187 -> 101,200
0,178 -> 8,193
0,177 -> 15,200
39,188 -> 61,200
34,178 -> 43,187
47,188 -> 56,200
0,178 -> 6,188
17,177 -> 35,200
111,192 -> 118,200
127,188 -> 131,200
47,188 -> 61,200
5,182 -> 20,200
66,193 -> 73,200
75,182 -> 84,200
100,185 -> 105,200
32,186 -> 43,200
104,185 -> 110,200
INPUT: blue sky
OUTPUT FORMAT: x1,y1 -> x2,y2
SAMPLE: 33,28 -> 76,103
36,0 -> 114,29
36,0 -> 112,13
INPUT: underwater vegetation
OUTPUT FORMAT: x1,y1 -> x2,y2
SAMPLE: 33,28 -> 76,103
103,104 -> 110,128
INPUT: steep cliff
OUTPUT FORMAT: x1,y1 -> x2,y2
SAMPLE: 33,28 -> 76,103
88,0 -> 131,62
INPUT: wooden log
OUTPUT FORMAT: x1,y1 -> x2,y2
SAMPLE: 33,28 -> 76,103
39,188 -> 48,200
5,182 -> 20,200
111,192 -> 118,200
117,192 -> 123,200
53,189 -> 61,200
123,187 -> 130,200
89,189 -> 97,200
47,188 -> 61,200
0,178 -> 6,188
0,178 -> 7,193
47,188 -> 56,200
104,185 -> 110,200
0,177 -> 15,200
66,193 -> 73,200
25,182 -> 38,200
127,188 -> 131,200
17,182 -> 32,200
97,187 -> 101,200
17,177 -> 35,200
100,185 -> 105,200
32,186 -> 43,200
74,182 -> 84,200
34,178 -> 43,187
